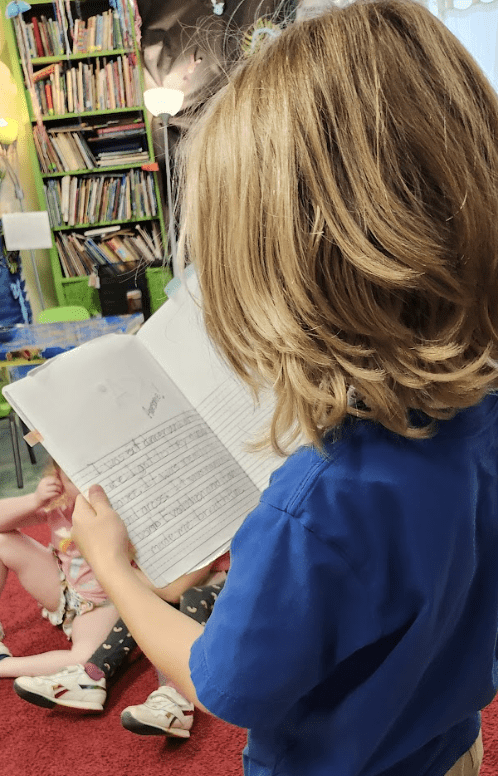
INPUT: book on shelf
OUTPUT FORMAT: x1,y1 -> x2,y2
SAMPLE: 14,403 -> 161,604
96,151 -> 149,167
43,169 -> 157,227
3,272 -> 279,587
29,55 -> 140,116
30,16 -> 43,57
69,175 -> 79,226
54,223 -> 163,277
83,225 -> 121,237
96,121 -> 145,135
45,131 -> 93,171
133,224 -> 160,260
13,6 -> 127,60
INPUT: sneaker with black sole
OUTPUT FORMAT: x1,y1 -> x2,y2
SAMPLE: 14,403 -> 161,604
13,664 -> 106,711
120,686 -> 194,737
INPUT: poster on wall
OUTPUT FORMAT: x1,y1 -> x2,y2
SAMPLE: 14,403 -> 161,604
0,117 -> 32,326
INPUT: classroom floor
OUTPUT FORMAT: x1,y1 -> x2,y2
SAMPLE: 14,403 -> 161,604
0,416 -> 51,498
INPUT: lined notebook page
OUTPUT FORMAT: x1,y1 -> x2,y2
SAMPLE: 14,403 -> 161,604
73,410 -> 261,587
4,334 -> 262,587
137,273 -> 281,491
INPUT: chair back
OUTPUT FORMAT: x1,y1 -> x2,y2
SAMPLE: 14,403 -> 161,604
38,306 -> 90,323
0,380 -> 12,419
0,397 -> 11,419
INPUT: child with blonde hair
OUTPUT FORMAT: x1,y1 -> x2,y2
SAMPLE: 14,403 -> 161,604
67,1 -> 498,773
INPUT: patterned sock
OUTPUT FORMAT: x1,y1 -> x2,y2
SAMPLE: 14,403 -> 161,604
85,618 -> 137,681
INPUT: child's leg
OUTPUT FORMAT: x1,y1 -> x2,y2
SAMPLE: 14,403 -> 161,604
153,581 -> 226,692
179,579 -> 225,626
120,581 -> 226,736
12,617 -> 137,712
0,530 -> 62,614
84,618 -> 137,681
0,603 -> 120,677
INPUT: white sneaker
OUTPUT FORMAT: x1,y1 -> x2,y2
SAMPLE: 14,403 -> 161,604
13,664 -> 106,711
0,640 -> 12,660
120,686 -> 194,737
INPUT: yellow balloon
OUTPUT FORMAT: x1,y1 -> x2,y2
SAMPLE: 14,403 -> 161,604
0,117 -> 19,145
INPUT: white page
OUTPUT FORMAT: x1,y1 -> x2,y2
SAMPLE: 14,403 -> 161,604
4,333 -> 263,587
137,271 -> 281,492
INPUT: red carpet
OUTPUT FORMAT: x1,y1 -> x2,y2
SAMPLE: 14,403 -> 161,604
0,524 -> 246,776
1,524 -> 497,776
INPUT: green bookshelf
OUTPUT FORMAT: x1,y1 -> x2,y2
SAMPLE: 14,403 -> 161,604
1,0 -> 170,315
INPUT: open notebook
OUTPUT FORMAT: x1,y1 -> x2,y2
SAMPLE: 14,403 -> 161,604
3,271 -> 281,587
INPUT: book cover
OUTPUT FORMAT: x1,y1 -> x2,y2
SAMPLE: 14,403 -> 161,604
72,132 -> 96,168
77,62 -> 84,114
106,236 -> 135,262
31,16 -> 44,57
24,22 -> 35,58
43,83 -> 53,116
60,175 -> 70,223
78,178 -> 90,225
39,15 -> 52,57
72,18 -> 80,54
55,234 -> 76,277
52,65 -> 60,115
97,121 -> 145,135
66,68 -> 73,115
48,18 -> 62,57
32,63 -> 57,83
69,175 -> 79,226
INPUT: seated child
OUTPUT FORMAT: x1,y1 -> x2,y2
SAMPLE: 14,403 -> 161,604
13,554 -> 229,737
0,462 -> 119,677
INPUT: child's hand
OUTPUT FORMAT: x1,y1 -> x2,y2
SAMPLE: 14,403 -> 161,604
71,485 -> 134,578
34,476 -> 63,508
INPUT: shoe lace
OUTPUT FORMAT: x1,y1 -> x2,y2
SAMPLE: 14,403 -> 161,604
147,687 -> 191,712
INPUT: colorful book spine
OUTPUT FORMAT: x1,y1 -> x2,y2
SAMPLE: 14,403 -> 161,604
31,16 -> 44,57
32,63 -> 59,83
97,121 -> 145,135
44,82 -> 54,115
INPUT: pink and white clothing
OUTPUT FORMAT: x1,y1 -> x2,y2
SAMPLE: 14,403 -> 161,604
39,505 -> 111,637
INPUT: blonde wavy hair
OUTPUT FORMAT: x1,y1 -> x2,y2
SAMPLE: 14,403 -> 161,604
178,0 -> 498,454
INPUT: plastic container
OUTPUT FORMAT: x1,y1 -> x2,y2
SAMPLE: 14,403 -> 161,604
126,289 -> 142,313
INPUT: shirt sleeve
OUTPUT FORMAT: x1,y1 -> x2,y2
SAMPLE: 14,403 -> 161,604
189,499 -> 377,729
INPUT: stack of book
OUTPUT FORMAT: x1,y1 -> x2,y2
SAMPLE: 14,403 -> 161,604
55,223 -> 163,278
44,169 -> 158,227
33,119 -> 149,172
34,125 -> 96,173
88,119 -> 148,166
31,55 -> 141,116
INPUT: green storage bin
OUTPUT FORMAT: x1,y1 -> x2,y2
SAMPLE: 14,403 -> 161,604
61,278 -> 101,316
146,266 -> 173,315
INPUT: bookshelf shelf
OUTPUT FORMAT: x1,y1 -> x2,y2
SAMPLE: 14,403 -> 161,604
53,216 -> 158,232
30,49 -> 133,65
42,162 -> 154,177
2,0 -> 169,314
30,107 -> 144,123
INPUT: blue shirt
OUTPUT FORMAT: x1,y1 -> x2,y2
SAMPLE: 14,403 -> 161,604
189,395 -> 498,776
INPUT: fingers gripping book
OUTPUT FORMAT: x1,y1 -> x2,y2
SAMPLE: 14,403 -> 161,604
3,272 -> 280,588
